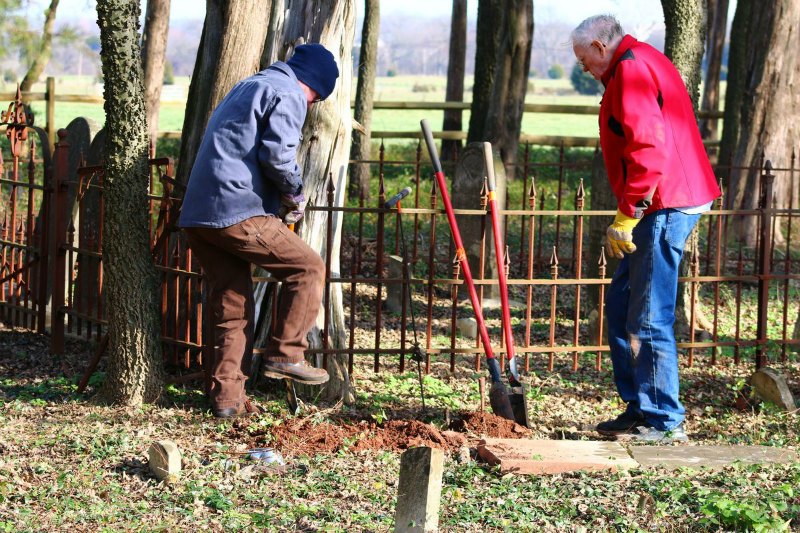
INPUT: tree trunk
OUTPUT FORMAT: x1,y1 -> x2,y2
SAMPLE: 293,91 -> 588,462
347,0 -> 379,200
468,0 -> 532,181
95,0 -> 164,405
661,0 -> 707,111
175,0 -> 272,185
661,0 -> 713,335
724,0 -> 800,245
19,0 -> 59,93
698,0 -> 729,145
261,0 -> 356,404
141,0 -> 171,141
440,0 -> 467,164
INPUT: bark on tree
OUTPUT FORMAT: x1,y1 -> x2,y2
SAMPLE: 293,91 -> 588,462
722,0 -> 800,246
467,0 -> 533,181
259,0 -> 356,404
141,0 -> 171,141
19,0 -> 59,93
347,0 -> 379,200
95,0 -> 164,405
661,0 -> 712,335
175,0 -> 272,185
699,0 -> 729,144
661,0 -> 707,111
717,0 -> 750,177
440,0 -> 467,164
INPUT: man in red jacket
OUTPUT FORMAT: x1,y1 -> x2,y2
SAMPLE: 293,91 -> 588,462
571,15 -> 720,442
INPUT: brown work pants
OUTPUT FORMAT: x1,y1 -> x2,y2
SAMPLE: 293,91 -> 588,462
184,216 -> 324,409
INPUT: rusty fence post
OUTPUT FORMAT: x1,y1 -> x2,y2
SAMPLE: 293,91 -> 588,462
49,130 -> 69,355
755,160 -> 775,370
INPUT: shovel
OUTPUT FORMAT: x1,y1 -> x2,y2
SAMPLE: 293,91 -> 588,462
482,142 -> 530,427
420,119 -> 527,426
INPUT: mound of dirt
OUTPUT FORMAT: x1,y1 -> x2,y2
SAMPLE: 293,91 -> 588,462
243,417 -> 467,457
235,411 -> 529,458
450,411 -> 530,439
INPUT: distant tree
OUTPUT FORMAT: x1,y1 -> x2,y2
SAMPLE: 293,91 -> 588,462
441,0 -> 467,163
20,0 -> 59,94
699,0 -> 729,142
547,63 -> 564,79
569,62 -> 601,95
348,0 -> 379,200
95,0 -> 164,405
467,0 -> 533,180
0,1 -> 31,64
141,0 -> 171,141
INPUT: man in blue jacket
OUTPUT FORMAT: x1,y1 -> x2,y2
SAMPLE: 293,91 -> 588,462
179,44 -> 339,418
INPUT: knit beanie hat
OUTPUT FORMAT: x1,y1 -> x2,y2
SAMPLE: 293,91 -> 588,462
286,43 -> 340,101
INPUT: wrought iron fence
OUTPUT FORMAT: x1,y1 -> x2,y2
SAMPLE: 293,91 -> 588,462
2,97 -> 798,379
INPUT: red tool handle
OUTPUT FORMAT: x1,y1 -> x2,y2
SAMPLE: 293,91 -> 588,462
483,143 -> 521,384
420,119 -> 496,360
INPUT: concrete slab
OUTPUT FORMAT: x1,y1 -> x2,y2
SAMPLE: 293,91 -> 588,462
477,438 -> 638,475
631,445 -> 799,471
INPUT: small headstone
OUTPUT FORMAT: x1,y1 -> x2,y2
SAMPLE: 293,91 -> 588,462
385,255 -> 404,313
148,440 -> 181,481
750,368 -> 796,410
394,447 -> 444,533
456,317 -> 477,339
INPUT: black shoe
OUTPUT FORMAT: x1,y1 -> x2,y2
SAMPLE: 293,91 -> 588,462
212,397 -> 260,419
596,410 -> 647,435
261,360 -> 330,385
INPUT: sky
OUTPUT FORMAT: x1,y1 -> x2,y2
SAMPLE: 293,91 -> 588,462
27,0 -> 675,29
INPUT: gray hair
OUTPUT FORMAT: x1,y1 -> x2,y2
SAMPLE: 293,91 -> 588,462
570,15 -> 625,47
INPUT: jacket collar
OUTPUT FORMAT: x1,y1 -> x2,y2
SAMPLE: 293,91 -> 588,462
601,34 -> 638,86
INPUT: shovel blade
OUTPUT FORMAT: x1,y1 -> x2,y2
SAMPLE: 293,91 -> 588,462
508,384 -> 530,427
489,381 -> 516,422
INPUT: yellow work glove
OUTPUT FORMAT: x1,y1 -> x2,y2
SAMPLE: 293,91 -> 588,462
605,210 -> 640,259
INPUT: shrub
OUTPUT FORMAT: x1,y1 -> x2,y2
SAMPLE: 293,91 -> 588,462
412,82 -> 436,93
570,62 -> 602,95
163,61 -> 175,85
547,64 -> 565,79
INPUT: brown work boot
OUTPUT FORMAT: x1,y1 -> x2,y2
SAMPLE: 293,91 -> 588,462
211,397 -> 261,419
261,359 -> 330,385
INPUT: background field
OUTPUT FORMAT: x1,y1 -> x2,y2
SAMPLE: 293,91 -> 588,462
6,75 -> 604,138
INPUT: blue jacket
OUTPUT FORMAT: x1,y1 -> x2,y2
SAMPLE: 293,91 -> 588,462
178,62 -> 306,228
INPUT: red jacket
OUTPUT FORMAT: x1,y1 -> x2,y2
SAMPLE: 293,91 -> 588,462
599,35 -> 720,218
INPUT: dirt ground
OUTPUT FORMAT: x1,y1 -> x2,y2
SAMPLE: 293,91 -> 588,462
227,411 -> 529,458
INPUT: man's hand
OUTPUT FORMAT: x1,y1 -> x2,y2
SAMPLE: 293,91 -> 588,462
280,193 -> 306,225
605,210 -> 640,259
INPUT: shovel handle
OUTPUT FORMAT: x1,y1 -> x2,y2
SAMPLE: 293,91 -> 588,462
482,143 -> 521,384
420,119 -> 496,362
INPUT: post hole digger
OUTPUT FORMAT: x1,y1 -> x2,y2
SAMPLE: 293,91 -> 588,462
420,119 -> 530,427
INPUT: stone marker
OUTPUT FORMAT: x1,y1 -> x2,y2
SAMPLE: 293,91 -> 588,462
750,368 -> 796,410
631,445 -> 799,471
148,440 -> 181,481
478,438 -> 638,475
456,317 -> 477,339
385,255 -> 405,313
394,447 -> 444,533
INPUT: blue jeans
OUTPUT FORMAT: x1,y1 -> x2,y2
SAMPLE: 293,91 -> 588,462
605,209 -> 701,431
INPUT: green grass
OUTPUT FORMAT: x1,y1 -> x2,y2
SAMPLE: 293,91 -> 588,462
7,76 -> 601,138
